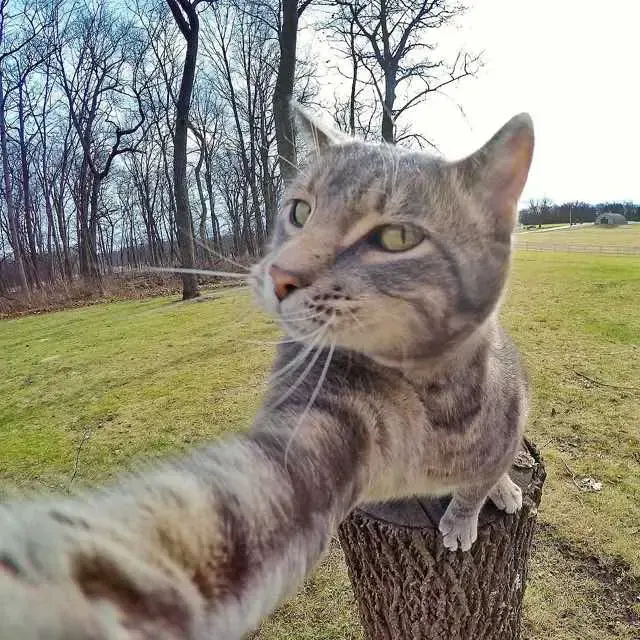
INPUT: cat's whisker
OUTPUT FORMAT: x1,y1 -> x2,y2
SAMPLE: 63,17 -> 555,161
144,266 -> 248,280
192,237 -> 252,272
243,327 -> 322,347
266,327 -> 328,384
344,307 -> 368,332
240,309 -> 327,348
266,340 -> 320,384
284,338 -> 336,471
267,326 -> 331,410
261,142 -> 303,176
280,309 -> 324,322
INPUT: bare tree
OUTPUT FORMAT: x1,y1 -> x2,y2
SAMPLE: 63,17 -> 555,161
233,0 -> 315,184
0,0 -> 49,301
273,0 -> 307,182
166,0 -> 215,300
0,0 -> 487,303
190,83 -> 223,257
54,3 -> 148,285
326,0 -> 481,143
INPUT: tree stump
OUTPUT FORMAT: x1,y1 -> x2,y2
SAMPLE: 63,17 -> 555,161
338,440 -> 546,640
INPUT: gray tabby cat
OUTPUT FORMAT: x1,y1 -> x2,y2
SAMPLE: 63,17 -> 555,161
0,104 -> 534,639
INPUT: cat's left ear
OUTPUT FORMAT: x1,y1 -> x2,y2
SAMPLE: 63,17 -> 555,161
457,113 -> 534,230
290,100 -> 346,153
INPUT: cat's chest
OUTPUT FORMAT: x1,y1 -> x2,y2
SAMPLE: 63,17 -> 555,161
394,373 -> 486,436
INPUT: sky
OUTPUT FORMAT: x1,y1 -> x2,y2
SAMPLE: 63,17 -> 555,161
302,0 -> 640,204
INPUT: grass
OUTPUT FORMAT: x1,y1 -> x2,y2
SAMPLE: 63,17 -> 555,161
0,289 -> 277,492
1,252 -> 639,638
515,224 -> 640,248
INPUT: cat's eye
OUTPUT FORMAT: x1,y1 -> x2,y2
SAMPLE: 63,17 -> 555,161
372,224 -> 424,252
290,200 -> 312,227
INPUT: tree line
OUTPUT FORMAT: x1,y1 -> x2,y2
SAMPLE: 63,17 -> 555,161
0,0 -> 480,300
519,199 -> 640,227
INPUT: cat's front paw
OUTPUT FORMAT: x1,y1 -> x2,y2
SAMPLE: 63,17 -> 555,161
0,505 -> 203,639
489,474 -> 522,514
438,507 -> 479,552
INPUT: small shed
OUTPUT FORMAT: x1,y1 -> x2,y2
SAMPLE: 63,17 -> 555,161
595,212 -> 627,225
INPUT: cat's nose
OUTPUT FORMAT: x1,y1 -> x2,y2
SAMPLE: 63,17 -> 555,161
269,265 -> 301,301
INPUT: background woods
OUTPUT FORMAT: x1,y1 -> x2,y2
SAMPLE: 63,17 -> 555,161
0,0 -> 481,301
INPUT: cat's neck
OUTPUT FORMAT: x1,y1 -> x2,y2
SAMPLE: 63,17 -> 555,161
370,315 -> 495,385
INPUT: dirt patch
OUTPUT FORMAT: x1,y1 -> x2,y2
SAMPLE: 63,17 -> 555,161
524,521 -> 640,639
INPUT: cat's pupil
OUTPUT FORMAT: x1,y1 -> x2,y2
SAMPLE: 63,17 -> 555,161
291,200 -> 312,227
375,224 -> 423,252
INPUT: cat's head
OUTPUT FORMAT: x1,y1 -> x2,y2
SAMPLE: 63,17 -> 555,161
251,104 -> 534,366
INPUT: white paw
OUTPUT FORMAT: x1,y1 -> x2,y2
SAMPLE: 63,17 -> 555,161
438,509 -> 478,552
489,477 -> 522,514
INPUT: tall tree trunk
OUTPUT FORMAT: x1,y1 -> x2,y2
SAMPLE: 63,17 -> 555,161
168,0 -> 201,300
382,72 -> 396,143
194,146 -> 210,261
218,29 -> 263,255
88,175 -> 103,287
273,0 -> 298,184
39,107 -> 60,283
44,188 -> 58,283
18,81 -> 40,288
54,190 -> 72,282
203,154 -> 220,252
0,70 -> 30,302
77,160 -> 91,278
159,137 -> 178,262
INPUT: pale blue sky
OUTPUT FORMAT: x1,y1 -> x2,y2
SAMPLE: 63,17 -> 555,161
303,0 -> 639,204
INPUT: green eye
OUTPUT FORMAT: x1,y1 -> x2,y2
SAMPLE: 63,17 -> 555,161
373,224 -> 424,252
290,200 -> 312,227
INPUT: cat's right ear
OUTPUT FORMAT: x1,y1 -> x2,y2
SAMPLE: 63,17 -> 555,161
290,101 -> 345,153
456,113 -> 535,232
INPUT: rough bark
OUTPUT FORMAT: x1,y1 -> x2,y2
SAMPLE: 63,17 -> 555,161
339,440 -> 546,640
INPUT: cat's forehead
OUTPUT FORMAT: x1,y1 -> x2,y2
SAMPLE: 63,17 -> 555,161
300,142 -> 447,205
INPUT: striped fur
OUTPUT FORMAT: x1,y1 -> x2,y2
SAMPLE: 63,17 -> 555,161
0,107 -> 534,638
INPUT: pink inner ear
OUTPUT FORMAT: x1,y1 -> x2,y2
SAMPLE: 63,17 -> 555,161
486,128 -> 534,222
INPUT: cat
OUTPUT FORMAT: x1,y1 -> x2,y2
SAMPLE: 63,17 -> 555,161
0,103 -> 534,639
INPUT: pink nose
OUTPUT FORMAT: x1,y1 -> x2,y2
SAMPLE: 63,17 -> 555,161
269,265 -> 301,301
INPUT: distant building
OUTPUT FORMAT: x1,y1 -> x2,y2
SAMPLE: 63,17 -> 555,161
595,212 -> 628,225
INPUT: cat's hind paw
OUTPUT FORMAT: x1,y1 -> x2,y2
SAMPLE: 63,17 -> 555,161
489,474 -> 522,514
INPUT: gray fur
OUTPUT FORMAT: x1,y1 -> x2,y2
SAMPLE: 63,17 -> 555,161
0,106 -> 533,638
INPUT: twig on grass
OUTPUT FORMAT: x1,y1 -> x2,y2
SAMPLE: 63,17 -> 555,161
37,478 -> 63,492
568,368 -> 640,393
67,425 -> 92,493
558,457 -> 585,506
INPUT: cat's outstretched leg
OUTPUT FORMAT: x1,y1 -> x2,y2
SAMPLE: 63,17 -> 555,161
488,472 -> 522,514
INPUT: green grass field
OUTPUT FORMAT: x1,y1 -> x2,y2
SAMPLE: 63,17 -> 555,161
515,224 -> 640,249
1,251 -> 639,639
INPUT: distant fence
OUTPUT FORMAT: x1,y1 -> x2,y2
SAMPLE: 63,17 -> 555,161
514,242 -> 640,256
